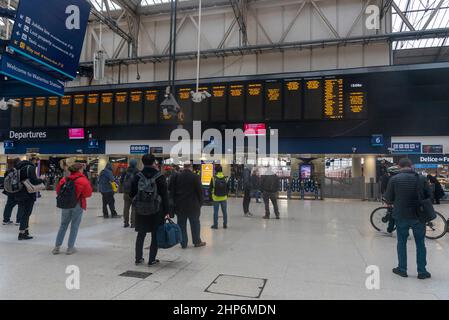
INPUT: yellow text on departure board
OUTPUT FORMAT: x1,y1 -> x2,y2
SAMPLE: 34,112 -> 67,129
179,89 -> 191,100
116,93 -> 127,103
88,95 -> 98,104
35,98 -> 45,107
306,80 -> 320,90
248,84 -> 262,96
212,86 -> 225,98
230,85 -> 243,97
267,88 -> 280,101
131,91 -> 142,102
286,81 -> 300,91
102,94 -> 113,104
145,90 -> 157,101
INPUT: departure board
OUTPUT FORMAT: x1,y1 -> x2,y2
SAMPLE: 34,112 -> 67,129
129,91 -> 143,124
304,79 -> 323,119
228,84 -> 244,121
73,94 -> 86,127
34,97 -> 46,127
265,81 -> 282,121
10,99 -> 22,128
144,90 -> 158,124
177,88 -> 193,123
193,86 -> 210,121
324,78 -> 344,119
22,97 -> 34,128
115,92 -> 128,125
60,96 -> 72,126
345,80 -> 368,119
211,85 -> 226,121
86,94 -> 99,127
47,97 -> 59,127
284,80 -> 302,120
100,93 -> 113,126
246,83 -> 263,121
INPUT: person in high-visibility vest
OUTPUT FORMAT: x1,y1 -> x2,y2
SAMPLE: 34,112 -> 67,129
209,165 -> 228,229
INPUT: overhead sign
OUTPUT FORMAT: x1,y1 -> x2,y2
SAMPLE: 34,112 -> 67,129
201,164 -> 214,186
150,147 -> 163,154
0,54 -> 65,96
130,145 -> 149,155
371,134 -> 384,147
244,123 -> 266,136
9,0 -> 91,79
9,130 -> 47,141
68,128 -> 85,140
88,139 -> 99,149
391,142 -> 421,154
422,145 -> 443,154
3,141 -> 15,150
409,154 -> 449,165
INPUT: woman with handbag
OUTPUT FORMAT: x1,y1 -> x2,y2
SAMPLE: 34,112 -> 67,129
14,156 -> 45,240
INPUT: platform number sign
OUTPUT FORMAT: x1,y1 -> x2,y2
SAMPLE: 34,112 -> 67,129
391,142 -> 422,154
371,135 -> 384,147
130,145 -> 150,155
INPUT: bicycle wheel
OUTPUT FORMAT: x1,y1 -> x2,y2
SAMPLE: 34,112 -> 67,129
425,212 -> 448,240
370,207 -> 395,233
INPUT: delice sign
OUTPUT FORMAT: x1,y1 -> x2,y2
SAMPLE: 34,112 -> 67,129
9,0 -> 91,79
416,155 -> 449,164
9,130 -> 47,140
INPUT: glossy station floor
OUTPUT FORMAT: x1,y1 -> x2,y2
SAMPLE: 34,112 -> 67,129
1,192 -> 449,300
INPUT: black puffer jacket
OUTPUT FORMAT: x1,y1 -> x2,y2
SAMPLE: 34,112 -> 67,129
13,161 -> 44,202
384,169 -> 432,220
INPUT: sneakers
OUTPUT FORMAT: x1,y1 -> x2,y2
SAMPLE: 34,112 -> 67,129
124,223 -> 130,228
148,259 -> 160,266
18,233 -> 33,240
211,225 -> 218,229
194,242 -> 206,248
66,248 -> 77,255
135,258 -> 145,265
223,225 -> 228,229
52,247 -> 61,255
392,267 -> 408,278
418,271 -> 431,280
2,221 -> 13,225
263,215 -> 270,219
244,212 -> 253,217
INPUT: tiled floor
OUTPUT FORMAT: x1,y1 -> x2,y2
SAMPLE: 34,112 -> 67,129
1,191 -> 448,300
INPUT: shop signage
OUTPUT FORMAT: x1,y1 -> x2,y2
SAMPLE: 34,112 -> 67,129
371,134 -> 384,147
9,130 -> 47,140
130,145 -> 149,154
422,145 -> 443,154
391,142 -> 421,154
150,147 -> 163,154
9,0 -> 91,79
408,154 -> 449,164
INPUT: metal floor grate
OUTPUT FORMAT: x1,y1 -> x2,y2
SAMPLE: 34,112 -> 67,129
205,274 -> 267,299
119,271 -> 152,279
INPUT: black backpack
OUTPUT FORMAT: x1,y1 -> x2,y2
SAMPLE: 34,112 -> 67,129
3,168 -> 22,194
123,170 -> 136,194
133,172 -> 162,216
213,176 -> 228,197
57,177 -> 81,209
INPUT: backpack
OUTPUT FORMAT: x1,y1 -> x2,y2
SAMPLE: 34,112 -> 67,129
213,176 -> 228,197
4,168 -> 22,194
157,218 -> 183,249
133,172 -> 162,216
57,177 -> 81,209
262,175 -> 279,193
122,170 -> 136,194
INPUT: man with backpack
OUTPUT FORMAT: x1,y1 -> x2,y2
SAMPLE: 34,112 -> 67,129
130,154 -> 170,266
209,165 -> 228,230
98,162 -> 118,218
260,166 -> 280,219
2,158 -> 21,226
121,159 -> 139,228
170,163 -> 206,249
53,163 -> 93,255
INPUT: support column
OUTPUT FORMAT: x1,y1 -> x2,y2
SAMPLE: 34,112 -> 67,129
98,156 -> 109,173
352,157 -> 362,178
364,155 -> 377,183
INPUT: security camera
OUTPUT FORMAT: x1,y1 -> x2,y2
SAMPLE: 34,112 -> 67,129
191,90 -> 211,103
160,93 -> 181,118
0,98 -> 18,111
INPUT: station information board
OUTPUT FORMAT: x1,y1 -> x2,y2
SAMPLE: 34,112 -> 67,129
324,78 -> 344,119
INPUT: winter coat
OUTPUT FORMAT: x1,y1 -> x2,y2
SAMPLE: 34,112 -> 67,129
260,174 -> 280,193
130,166 -> 169,233
170,169 -> 203,217
98,163 -> 114,193
56,171 -> 93,210
13,161 -> 44,202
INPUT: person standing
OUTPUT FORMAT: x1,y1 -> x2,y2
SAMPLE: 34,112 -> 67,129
170,163 -> 206,249
385,158 -> 432,280
242,166 -> 253,217
260,166 -> 280,219
209,165 -> 228,230
131,154 -> 169,266
427,175 -> 445,205
2,158 -> 21,225
250,168 -> 261,203
121,159 -> 139,228
53,163 -> 93,255
14,157 -> 44,240
98,162 -> 118,218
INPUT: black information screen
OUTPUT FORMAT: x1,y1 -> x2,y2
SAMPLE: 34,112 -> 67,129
46,97 -> 59,127
178,88 -> 193,123
210,85 -> 226,122
144,90 -> 158,124
86,94 -> 99,127
59,96 -> 72,126
129,91 -> 143,124
193,86 -> 209,121
228,84 -> 244,121
265,81 -> 282,121
115,92 -> 128,125
72,94 -> 86,127
34,97 -> 46,127
304,79 -> 323,120
246,83 -> 263,122
10,99 -> 22,128
324,78 -> 344,119
22,98 -> 34,128
100,93 -> 113,126
284,80 -> 302,120
345,80 -> 368,119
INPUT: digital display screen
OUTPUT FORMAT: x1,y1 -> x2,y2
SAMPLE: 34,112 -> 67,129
100,93 -> 113,126
144,90 -> 158,124
115,92 -> 128,125
228,84 -> 244,121
177,88 -> 193,123
10,98 -> 22,128
345,80 -> 368,119
129,91 -> 143,124
284,80 -> 302,120
300,164 -> 312,179
86,94 -> 99,127
69,128 -> 85,140
47,97 -> 59,127
324,78 -> 344,119
193,87 -> 209,121
72,94 -> 85,127
246,83 -> 263,121
304,79 -> 323,120
22,97 -> 34,128
244,123 -> 266,136
211,85 -> 226,121
59,95 -> 72,126
265,82 -> 282,121
34,97 -> 46,127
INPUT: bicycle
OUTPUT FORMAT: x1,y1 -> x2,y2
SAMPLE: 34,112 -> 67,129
370,204 -> 448,240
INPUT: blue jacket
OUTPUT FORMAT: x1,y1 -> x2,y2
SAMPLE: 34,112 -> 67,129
98,163 -> 114,193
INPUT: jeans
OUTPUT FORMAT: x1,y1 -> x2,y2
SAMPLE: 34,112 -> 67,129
17,199 -> 35,232
123,193 -> 135,225
177,214 -> 202,247
243,188 -> 251,214
263,192 -> 280,217
55,204 -> 83,249
213,201 -> 228,227
396,219 -> 427,274
3,196 -> 18,223
386,208 -> 396,233
101,192 -> 117,217
135,231 -> 158,263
